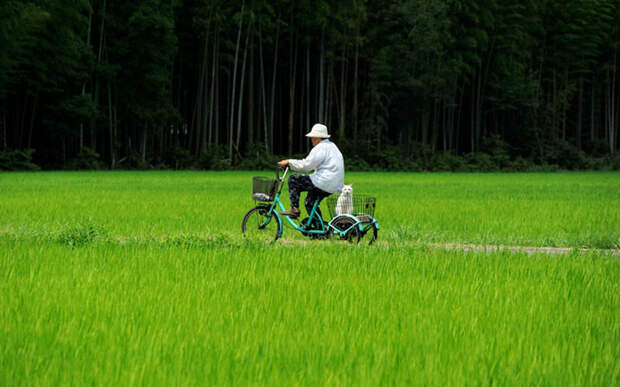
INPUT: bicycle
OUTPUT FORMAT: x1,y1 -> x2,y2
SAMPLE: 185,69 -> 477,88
241,166 -> 380,244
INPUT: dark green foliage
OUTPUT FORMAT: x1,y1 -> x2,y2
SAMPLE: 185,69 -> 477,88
432,153 -> 469,172
345,156 -> 371,172
0,149 -> 40,170
584,139 -> 611,158
236,143 -> 280,170
0,0 -> 618,170
506,157 -> 535,172
607,154 -> 620,170
481,135 -> 511,169
197,145 -> 231,170
366,146 -> 406,170
67,147 -> 103,170
164,147 -> 194,170
117,152 -> 150,170
463,153 -> 498,172
543,140 -> 594,170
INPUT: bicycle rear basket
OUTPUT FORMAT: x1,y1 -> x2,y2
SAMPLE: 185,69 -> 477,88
326,194 -> 376,219
252,176 -> 278,202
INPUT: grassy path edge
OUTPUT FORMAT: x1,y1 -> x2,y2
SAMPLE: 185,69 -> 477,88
428,242 -> 620,257
2,228 -> 619,256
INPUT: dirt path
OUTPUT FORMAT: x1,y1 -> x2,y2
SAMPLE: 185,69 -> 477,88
280,238 -> 620,256
427,242 -> 620,257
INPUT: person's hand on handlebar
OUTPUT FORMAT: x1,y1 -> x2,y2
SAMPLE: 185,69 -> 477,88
277,159 -> 289,168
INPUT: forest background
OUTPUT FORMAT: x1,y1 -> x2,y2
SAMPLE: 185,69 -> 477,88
1,0 -> 619,172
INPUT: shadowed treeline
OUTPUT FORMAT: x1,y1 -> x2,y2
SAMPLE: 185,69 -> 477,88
0,0 -> 619,170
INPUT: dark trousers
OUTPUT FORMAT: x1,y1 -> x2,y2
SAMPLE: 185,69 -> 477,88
288,174 -> 331,216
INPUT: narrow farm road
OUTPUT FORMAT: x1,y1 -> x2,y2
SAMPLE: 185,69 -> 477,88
279,238 -> 620,256
427,242 -> 620,257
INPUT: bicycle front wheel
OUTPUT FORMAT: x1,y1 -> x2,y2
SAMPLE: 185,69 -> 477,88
242,206 -> 281,243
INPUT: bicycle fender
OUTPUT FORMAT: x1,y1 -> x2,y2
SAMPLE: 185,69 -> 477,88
328,214 -> 364,231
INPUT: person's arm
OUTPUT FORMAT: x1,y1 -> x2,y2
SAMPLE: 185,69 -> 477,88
287,145 -> 325,172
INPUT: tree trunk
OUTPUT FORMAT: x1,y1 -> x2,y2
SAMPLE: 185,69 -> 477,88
200,37 -> 211,153
318,26 -> 325,122
432,99 -> 439,152
611,49 -> 617,154
113,93 -> 118,157
108,81 -> 115,168
62,137 -> 66,165
561,70 -> 568,141
339,47 -> 347,140
207,30 -> 218,149
269,24 -> 280,153
455,78 -> 465,154
470,72 -> 475,152
90,83 -> 99,151
202,16 -> 214,154
214,48 -> 220,146
552,69 -> 557,139
91,0 -> 106,151
141,123 -> 147,162
475,64 -> 482,149
306,42 -> 311,153
98,0 -> 107,71
607,48 -> 617,154
80,6 -> 93,152
248,31 -> 255,147
1,111 -> 6,149
193,25 -> 209,154
18,94 -> 27,149
299,66 -> 305,149
229,1 -> 245,161
325,62 -> 332,130
577,77 -> 583,149
591,78 -> 595,142
27,94 -> 38,148
616,74 -> 620,152
421,111 -> 429,145
353,30 -> 359,145
258,23 -> 269,153
449,94 -> 456,152
236,19 -> 252,152
288,25 -> 298,155
442,101 -> 447,153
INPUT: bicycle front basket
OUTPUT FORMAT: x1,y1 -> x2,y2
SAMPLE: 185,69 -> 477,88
252,177 -> 278,202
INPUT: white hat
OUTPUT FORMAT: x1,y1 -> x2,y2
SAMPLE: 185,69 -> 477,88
305,123 -> 330,138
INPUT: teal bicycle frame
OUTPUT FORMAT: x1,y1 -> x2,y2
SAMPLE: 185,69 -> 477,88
267,191 -> 327,238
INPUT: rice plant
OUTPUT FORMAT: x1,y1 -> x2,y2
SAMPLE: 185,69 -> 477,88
0,171 -> 618,385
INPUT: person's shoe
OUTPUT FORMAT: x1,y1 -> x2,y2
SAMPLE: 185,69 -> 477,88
281,207 -> 300,219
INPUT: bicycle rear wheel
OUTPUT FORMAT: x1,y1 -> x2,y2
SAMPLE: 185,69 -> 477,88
328,216 -> 361,244
242,206 -> 281,243
361,223 -> 378,245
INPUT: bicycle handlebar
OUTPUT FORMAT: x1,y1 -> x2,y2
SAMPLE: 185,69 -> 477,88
276,165 -> 289,181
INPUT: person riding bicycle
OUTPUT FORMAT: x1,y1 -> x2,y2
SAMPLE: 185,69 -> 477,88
277,123 -> 344,219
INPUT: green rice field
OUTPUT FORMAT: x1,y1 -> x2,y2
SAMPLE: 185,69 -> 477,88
1,171 -> 619,385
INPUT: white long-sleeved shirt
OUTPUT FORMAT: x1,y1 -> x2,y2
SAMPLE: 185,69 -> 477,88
288,139 -> 344,193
